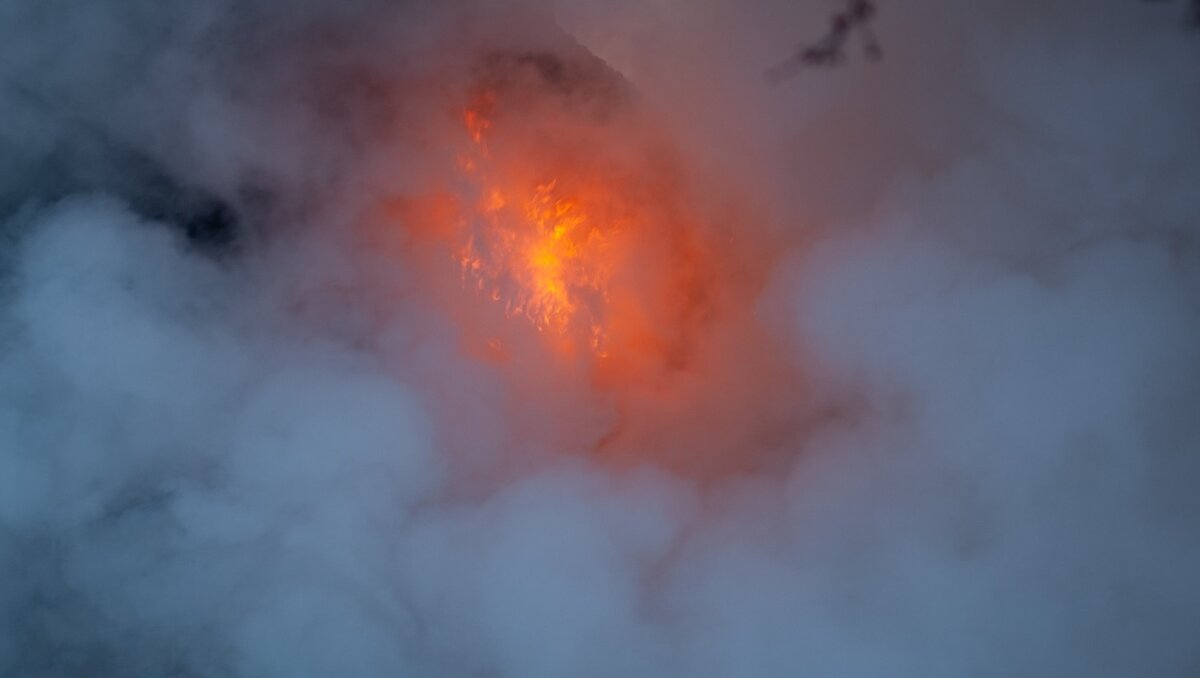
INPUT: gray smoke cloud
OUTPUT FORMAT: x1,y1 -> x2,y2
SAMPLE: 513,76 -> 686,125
1,0 -> 1198,676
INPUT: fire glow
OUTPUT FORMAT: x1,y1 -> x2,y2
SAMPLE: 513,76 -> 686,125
373,51 -> 738,385
456,93 -> 616,356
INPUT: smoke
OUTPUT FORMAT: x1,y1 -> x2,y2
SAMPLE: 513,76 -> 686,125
1,0 -> 1198,676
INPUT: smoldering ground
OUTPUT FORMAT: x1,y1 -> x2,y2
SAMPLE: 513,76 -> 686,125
1,0 -> 1199,676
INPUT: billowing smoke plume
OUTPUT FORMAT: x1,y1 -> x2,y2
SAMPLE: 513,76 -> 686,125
1,0 -> 1198,676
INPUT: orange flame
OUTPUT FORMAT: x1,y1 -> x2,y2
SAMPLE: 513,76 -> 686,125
457,96 -> 614,355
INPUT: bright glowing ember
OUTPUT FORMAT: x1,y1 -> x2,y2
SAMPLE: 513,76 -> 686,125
456,94 -> 615,356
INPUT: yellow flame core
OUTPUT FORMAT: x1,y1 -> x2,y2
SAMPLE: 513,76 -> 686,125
457,100 -> 612,354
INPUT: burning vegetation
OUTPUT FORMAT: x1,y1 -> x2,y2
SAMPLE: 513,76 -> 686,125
457,89 -> 615,356
414,50 -> 731,379
371,48 -> 805,474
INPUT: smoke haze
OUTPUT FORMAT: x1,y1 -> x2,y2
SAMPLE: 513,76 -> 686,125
1,0 -> 1198,676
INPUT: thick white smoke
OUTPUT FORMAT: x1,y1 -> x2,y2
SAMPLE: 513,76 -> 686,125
1,0 -> 1198,676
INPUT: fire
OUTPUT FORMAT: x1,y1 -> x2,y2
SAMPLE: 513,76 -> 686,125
365,51 -> 793,475
456,95 -> 615,355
